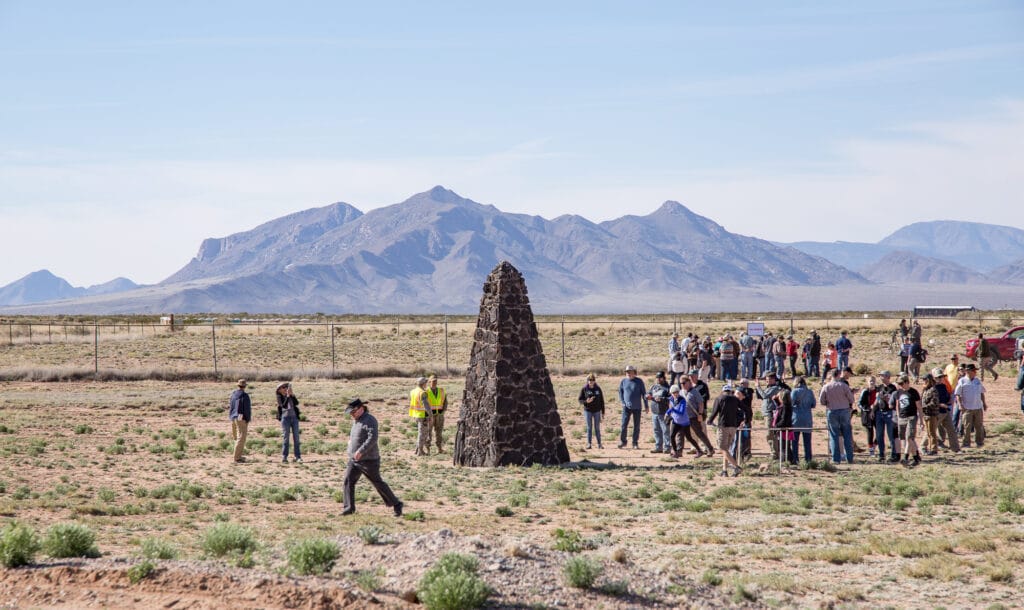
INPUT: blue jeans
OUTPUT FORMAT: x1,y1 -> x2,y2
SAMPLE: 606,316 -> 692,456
740,352 -> 754,379
281,416 -> 301,459
584,410 -> 602,446
808,356 -> 820,378
874,410 -> 895,458
826,409 -> 854,463
790,431 -> 812,462
723,359 -> 738,380
620,408 -> 641,446
775,355 -> 786,378
838,353 -> 850,372
651,412 -> 668,450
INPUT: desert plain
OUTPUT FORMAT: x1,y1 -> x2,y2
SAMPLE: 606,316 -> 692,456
1,314 -> 1023,609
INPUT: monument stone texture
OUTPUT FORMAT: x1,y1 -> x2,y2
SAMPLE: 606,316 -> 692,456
453,261 -> 571,466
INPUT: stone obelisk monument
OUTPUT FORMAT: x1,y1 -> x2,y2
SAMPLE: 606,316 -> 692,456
453,261 -> 570,466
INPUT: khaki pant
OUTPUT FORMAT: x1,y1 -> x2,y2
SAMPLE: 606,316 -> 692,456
431,410 -> 445,451
414,416 -> 433,455
231,419 -> 248,462
979,357 -> 998,380
922,415 -> 941,453
962,409 -> 985,447
937,411 -> 960,452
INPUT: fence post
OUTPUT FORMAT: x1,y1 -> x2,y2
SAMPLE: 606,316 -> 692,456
48,323 -> 52,343
28,324 -> 32,342
94,321 -> 99,375
212,324 -> 218,375
561,316 -> 566,369
8,322 -> 12,345
330,324 -> 336,376
64,324 -> 67,342
444,315 -> 450,374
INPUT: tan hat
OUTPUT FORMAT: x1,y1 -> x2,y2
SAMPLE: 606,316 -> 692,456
237,379 -> 247,388
276,381 -> 290,391
427,374 -> 437,381
931,367 -> 945,377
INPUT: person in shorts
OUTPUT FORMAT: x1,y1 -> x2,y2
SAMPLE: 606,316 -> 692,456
708,384 -> 742,476
893,374 -> 922,467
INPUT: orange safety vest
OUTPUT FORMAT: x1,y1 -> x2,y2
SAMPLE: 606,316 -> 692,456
409,387 -> 428,418
426,387 -> 446,411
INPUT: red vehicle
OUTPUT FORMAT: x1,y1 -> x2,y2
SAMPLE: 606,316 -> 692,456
965,326 -> 1024,362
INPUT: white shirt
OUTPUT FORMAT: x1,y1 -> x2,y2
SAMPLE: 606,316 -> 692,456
955,376 -> 986,410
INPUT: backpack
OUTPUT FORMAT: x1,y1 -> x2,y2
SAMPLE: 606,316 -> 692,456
874,385 -> 893,411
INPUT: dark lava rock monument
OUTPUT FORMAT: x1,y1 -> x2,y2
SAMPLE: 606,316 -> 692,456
453,261 -> 571,467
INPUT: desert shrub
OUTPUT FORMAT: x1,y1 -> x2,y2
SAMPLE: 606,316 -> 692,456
357,526 -> 384,545
287,538 -> 340,575
43,522 -> 100,558
353,568 -> 383,591
417,552 -> 490,610
201,523 -> 257,565
702,568 -> 723,586
494,505 -> 513,517
127,559 -> 157,584
563,555 -> 602,589
140,537 -> 178,560
0,521 -> 41,567
552,528 -> 594,553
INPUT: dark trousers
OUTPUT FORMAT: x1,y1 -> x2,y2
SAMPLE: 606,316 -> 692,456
790,431 -> 812,462
342,459 -> 399,513
669,421 -> 699,454
620,408 -> 641,446
690,419 -> 715,454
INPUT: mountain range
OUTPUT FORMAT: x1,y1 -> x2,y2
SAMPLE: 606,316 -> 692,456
3,187 -> 1024,313
0,271 -> 140,307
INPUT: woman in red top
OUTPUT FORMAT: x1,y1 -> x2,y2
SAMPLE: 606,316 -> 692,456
786,336 -> 800,379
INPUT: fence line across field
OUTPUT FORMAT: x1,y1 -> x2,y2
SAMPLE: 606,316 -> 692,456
0,314 -> 1014,376
705,423 -> 843,472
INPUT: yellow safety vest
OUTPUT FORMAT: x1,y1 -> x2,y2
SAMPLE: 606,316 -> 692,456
409,388 -> 428,418
426,387 -> 446,411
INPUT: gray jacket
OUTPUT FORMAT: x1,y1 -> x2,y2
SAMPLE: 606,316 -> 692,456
348,410 -> 381,461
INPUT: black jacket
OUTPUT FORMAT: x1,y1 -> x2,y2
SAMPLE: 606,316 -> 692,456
276,394 -> 301,421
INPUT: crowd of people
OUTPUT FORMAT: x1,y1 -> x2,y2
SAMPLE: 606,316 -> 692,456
577,322 -> 1021,477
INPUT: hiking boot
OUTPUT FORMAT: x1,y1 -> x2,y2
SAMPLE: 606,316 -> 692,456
394,502 -> 404,517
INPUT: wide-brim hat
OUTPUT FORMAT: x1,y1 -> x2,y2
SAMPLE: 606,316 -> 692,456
964,363 -> 977,371
237,379 -> 248,388
276,381 -> 290,391
345,398 -> 368,413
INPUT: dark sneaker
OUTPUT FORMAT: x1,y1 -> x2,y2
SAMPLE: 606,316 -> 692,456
394,502 -> 404,517
617,443 -> 626,449
341,509 -> 355,516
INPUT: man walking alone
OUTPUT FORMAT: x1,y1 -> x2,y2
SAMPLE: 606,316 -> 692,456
341,399 -> 402,517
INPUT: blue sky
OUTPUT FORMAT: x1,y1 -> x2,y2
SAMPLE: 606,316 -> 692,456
2,1 -> 1023,286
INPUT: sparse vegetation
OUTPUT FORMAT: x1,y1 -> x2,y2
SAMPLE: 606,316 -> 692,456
417,553 -> 490,610
42,523 -> 100,558
287,538 -> 340,575
563,555 -> 603,589
0,521 -> 41,567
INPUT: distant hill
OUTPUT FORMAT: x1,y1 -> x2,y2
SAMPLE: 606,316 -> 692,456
860,251 -> 986,284
987,258 -> 1024,285
0,271 -> 141,306
878,221 -> 1024,272
0,187 -> 866,314
784,220 -> 1024,274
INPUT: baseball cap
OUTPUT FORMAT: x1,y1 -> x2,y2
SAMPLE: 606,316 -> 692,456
416,376 -> 428,385
723,383 -> 734,392
669,384 -> 680,393
624,365 -> 637,372
931,367 -> 945,377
